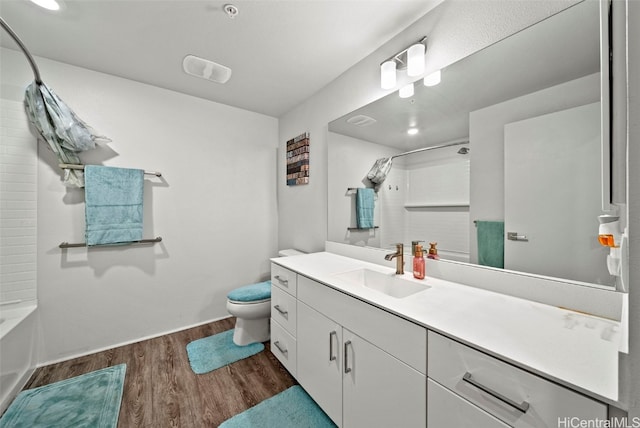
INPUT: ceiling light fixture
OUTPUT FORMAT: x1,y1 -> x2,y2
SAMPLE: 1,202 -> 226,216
380,36 -> 427,90
423,69 -> 441,87
182,55 -> 232,84
407,128 -> 419,135
29,0 -> 61,10
399,83 -> 414,98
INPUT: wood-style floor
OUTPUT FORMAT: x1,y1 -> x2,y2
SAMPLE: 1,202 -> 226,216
23,317 -> 297,427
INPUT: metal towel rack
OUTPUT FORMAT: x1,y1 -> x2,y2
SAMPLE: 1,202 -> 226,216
59,237 -> 162,249
59,163 -> 162,177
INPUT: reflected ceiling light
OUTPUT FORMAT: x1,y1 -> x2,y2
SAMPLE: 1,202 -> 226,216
399,83 -> 414,98
423,70 -> 441,87
380,60 -> 397,90
29,0 -> 61,10
380,36 -> 427,89
407,128 -> 419,135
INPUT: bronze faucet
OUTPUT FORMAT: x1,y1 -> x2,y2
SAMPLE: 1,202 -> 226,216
384,243 -> 404,274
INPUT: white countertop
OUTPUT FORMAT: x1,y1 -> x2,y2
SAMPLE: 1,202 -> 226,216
271,251 -> 622,405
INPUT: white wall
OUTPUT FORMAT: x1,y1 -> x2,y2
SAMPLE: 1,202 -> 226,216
1,47 -> 279,363
625,0 -> 640,418
0,99 -> 37,305
278,0 -> 580,254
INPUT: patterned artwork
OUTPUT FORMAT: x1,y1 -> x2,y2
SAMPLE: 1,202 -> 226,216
286,132 -> 310,185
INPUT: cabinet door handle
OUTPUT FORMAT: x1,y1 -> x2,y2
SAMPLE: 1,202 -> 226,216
462,372 -> 530,413
273,304 -> 288,318
344,340 -> 353,373
273,340 -> 288,356
329,331 -> 337,361
274,275 -> 289,286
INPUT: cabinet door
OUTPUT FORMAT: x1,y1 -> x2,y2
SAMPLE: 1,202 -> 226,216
342,329 -> 426,428
428,379 -> 509,428
297,301 -> 343,426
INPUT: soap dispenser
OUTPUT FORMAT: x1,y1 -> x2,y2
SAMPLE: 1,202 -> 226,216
413,244 -> 425,280
427,242 -> 439,260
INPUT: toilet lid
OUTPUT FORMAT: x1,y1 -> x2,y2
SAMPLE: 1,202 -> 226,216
227,280 -> 271,303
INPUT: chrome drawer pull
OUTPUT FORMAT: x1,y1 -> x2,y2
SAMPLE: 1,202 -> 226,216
329,331 -> 337,361
274,275 -> 289,286
273,304 -> 288,317
344,340 -> 353,373
462,372 -> 530,413
273,340 -> 288,356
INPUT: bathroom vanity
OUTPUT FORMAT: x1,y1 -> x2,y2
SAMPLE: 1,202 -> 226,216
270,251 -> 621,427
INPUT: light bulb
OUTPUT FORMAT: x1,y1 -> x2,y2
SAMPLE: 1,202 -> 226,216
407,43 -> 425,77
423,70 -> 441,87
29,0 -> 60,10
399,83 -> 414,98
380,60 -> 397,90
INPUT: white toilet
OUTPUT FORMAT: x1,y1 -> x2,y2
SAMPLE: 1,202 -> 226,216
226,249 -> 304,346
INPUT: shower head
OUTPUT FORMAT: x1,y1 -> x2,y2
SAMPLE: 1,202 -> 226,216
457,147 -> 470,155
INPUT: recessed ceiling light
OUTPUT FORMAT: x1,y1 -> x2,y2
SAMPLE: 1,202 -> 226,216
29,0 -> 61,11
407,128 -> 419,135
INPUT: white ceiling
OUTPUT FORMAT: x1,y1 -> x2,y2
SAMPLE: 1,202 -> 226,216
0,0 -> 441,117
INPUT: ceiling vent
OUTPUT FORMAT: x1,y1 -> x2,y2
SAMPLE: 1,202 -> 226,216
346,114 -> 377,127
182,55 -> 232,84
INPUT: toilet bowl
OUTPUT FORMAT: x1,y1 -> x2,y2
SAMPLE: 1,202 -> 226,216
226,281 -> 272,346
226,249 -> 305,346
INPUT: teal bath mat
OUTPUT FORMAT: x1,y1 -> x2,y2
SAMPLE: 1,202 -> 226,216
186,329 -> 264,374
219,385 -> 336,428
0,364 -> 126,428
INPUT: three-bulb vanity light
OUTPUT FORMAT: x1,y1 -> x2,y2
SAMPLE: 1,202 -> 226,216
380,36 -> 441,97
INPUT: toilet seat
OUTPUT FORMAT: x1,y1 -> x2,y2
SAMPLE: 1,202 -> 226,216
227,297 -> 271,305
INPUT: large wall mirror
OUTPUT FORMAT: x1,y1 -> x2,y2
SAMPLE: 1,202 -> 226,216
328,0 -> 616,288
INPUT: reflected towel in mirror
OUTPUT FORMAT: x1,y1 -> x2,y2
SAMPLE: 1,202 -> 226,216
356,188 -> 375,229
476,221 -> 504,268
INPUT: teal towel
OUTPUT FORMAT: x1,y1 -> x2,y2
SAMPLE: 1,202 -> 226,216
356,188 -> 375,229
85,165 -> 144,246
476,221 -> 505,268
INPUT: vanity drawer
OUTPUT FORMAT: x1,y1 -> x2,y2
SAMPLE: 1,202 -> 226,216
297,274 -> 426,374
271,263 -> 297,297
270,319 -> 297,377
428,379 -> 509,428
271,285 -> 297,336
427,331 -> 606,427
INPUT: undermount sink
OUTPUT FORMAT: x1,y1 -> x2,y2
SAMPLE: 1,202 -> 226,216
333,268 -> 430,298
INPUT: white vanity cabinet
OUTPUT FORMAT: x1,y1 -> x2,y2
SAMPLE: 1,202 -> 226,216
270,265 -> 298,376
427,331 -> 607,428
296,274 -> 427,428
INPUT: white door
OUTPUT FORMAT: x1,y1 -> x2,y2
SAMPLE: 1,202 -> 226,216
504,102 -> 611,284
342,329 -> 426,428
296,301 -> 343,426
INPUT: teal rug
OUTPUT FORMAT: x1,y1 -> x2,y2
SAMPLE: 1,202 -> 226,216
219,385 -> 336,428
0,364 -> 126,428
186,329 -> 264,374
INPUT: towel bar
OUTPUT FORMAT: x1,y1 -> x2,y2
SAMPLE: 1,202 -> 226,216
59,237 -> 162,248
59,163 -> 162,177
347,226 -> 379,231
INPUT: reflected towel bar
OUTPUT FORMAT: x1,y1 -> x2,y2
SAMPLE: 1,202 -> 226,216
59,236 -> 163,248
347,226 -> 379,231
59,163 -> 162,177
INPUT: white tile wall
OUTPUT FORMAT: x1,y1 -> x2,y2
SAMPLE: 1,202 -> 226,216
0,99 -> 37,304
